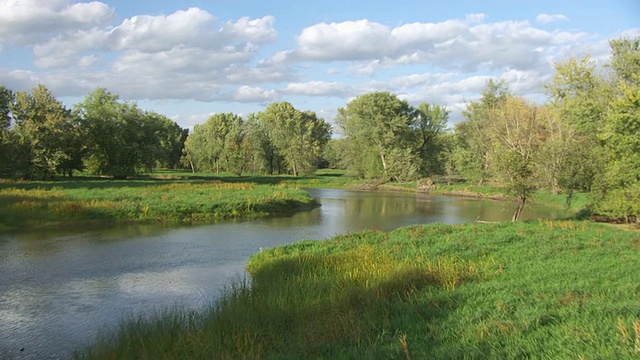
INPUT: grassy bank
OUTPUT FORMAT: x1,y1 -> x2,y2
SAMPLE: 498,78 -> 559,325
79,220 -> 640,359
0,180 -> 316,230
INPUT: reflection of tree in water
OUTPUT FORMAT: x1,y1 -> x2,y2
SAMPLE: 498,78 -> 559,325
345,194 -> 418,223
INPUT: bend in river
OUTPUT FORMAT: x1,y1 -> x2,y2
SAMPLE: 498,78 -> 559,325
0,189 -> 568,359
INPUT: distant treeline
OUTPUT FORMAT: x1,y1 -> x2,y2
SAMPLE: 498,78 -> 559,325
0,37 -> 638,221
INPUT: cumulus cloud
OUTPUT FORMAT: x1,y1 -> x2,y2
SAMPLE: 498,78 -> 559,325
536,13 -> 569,24
0,0 -> 115,45
228,86 -> 278,103
283,81 -> 352,97
271,15 -> 589,75
6,4 -> 283,102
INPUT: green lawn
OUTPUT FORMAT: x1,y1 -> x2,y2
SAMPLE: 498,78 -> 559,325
79,220 -> 640,359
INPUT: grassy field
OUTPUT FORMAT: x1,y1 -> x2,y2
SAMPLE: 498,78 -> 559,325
78,220 -> 640,359
0,178 -> 317,230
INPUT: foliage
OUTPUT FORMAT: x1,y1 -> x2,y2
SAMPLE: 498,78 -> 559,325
183,113 -> 245,173
8,84 -> 82,179
486,96 -> 544,221
78,221 -> 640,359
0,85 -> 15,177
75,88 -> 184,179
545,55 -> 608,192
336,92 -> 447,182
453,79 -> 511,185
257,102 -> 331,176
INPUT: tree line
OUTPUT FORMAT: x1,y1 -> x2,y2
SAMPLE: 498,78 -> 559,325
0,38 -> 637,221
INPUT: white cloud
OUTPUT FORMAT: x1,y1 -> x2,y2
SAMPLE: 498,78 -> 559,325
536,13 -> 569,24
271,16 -> 590,76
0,0 -> 115,45
229,86 -> 278,103
283,81 -> 352,97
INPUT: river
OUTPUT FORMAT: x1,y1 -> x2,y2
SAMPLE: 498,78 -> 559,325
0,188 -> 567,359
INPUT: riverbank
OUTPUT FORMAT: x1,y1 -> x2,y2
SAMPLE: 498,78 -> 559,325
78,220 -> 640,359
0,179 -> 316,231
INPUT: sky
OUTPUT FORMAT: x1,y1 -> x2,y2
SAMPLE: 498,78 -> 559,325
1,0 -> 639,130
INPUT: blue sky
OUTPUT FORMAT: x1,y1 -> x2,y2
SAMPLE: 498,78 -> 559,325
1,0 -> 638,129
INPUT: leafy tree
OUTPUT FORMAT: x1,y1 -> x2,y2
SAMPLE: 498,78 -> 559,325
258,102 -> 331,176
592,38 -> 640,221
243,114 -> 285,175
336,92 -> 417,181
413,103 -> 449,176
0,85 -> 15,177
9,84 -> 80,179
453,79 -> 511,185
594,80 -> 640,221
486,96 -> 543,221
146,112 -> 187,170
609,38 -> 640,86
546,56 -> 609,193
183,113 -> 244,173
76,88 -> 176,178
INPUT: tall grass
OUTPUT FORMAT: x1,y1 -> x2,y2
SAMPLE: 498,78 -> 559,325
78,221 -> 640,359
0,181 -> 316,230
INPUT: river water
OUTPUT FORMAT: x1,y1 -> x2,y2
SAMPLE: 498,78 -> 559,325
0,188 -> 566,359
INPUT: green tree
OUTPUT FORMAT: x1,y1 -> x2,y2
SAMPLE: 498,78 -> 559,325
243,114 -> 285,175
609,38 -> 640,86
413,103 -> 449,176
592,38 -> 640,221
546,56 -> 608,192
182,113 -> 244,173
0,85 -> 15,177
9,84 -> 80,179
453,79 -> 511,185
486,96 -> 544,221
258,102 -> 331,176
336,92 -> 417,181
76,88 -> 173,178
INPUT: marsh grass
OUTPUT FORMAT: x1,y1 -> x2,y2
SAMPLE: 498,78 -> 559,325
78,221 -> 640,359
0,180 -> 316,229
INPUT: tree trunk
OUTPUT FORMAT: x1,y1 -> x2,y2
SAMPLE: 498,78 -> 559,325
512,195 -> 526,222
380,152 -> 387,178
189,159 -> 195,174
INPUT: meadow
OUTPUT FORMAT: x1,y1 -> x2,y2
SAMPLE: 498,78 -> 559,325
78,220 -> 640,359
0,177 -> 317,230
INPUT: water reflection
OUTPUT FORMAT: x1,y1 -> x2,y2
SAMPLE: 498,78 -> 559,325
0,189 -> 568,359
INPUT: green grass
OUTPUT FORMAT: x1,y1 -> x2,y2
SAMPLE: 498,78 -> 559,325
78,220 -> 640,359
0,180 -> 316,230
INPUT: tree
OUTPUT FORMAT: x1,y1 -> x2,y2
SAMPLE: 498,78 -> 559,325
258,102 -> 331,176
592,38 -> 640,221
486,96 -> 543,221
546,56 -> 609,192
609,38 -> 640,86
413,103 -> 449,176
594,80 -> 640,221
336,92 -> 417,181
243,114 -> 285,175
76,88 -> 175,178
0,85 -> 15,177
9,84 -> 80,179
182,113 -> 244,173
453,79 -> 511,185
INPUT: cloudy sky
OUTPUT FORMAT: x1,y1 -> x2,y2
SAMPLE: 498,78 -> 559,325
1,0 -> 638,129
